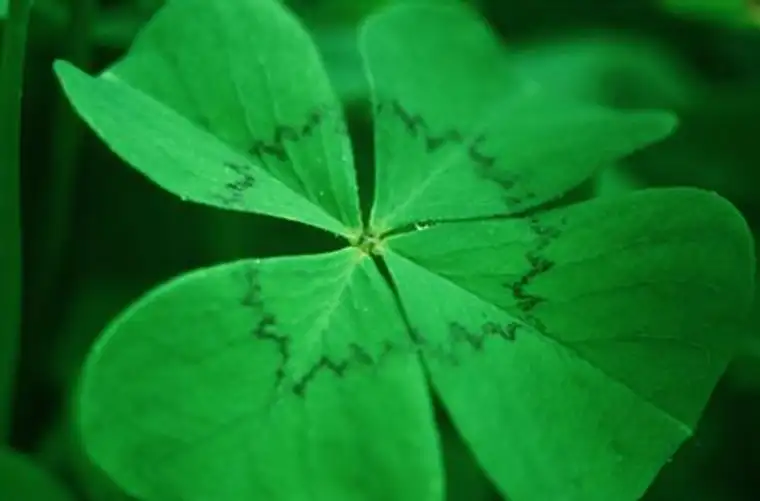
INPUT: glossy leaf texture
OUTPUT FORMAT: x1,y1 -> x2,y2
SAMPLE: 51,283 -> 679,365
55,0 -> 362,236
360,4 -> 677,232
383,187 -> 755,501
76,249 -> 443,501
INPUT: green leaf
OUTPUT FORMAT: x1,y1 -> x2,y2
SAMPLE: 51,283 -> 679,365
360,4 -> 678,232
54,0 -> 362,236
382,187 -> 755,501
77,248 -> 443,501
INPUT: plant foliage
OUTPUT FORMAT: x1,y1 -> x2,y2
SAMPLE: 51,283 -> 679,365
54,1 -> 755,500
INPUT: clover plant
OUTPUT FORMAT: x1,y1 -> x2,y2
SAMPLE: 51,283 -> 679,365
53,1 -> 756,500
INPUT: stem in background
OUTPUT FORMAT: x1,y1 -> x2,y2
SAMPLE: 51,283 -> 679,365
27,0 -> 95,337
0,0 -> 33,442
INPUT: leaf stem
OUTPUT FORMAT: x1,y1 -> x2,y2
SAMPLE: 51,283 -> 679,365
0,0 -> 33,441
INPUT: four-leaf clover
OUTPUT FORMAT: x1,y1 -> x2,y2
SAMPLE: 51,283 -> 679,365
54,1 -> 755,500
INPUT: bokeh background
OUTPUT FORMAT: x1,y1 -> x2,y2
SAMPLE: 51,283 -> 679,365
2,0 -> 759,499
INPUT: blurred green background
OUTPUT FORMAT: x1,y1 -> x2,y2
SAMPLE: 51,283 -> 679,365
2,0 -> 760,499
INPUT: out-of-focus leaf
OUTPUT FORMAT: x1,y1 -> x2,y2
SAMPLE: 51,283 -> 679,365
509,35 -> 698,109
0,447 -> 76,501
661,0 -> 760,28
313,26 -> 367,102
625,91 -> 760,204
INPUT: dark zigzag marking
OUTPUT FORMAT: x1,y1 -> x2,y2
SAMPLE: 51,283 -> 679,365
291,341 -> 396,397
215,104 -> 343,208
217,161 -> 257,208
503,214 -> 566,332
448,320 -> 521,352
376,99 -> 518,194
240,264 -> 410,398
409,319 -> 526,368
248,106 -> 326,163
240,266 -> 291,388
